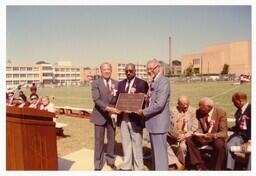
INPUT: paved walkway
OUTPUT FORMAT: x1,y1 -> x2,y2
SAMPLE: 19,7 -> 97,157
58,148 -> 123,170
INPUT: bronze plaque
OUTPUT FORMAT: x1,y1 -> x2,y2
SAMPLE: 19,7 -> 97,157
116,93 -> 145,112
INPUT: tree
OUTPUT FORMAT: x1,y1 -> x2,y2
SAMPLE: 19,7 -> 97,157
184,64 -> 194,77
36,61 -> 49,64
221,64 -> 229,75
172,60 -> 181,66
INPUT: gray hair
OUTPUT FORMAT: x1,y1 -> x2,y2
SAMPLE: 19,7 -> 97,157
199,97 -> 214,107
42,96 -> 50,101
100,62 -> 112,70
147,59 -> 160,66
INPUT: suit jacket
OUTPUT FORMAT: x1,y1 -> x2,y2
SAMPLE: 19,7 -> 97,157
90,77 -> 119,126
196,107 -> 228,142
231,103 -> 251,141
143,74 -> 171,134
169,106 -> 198,139
117,77 -> 149,128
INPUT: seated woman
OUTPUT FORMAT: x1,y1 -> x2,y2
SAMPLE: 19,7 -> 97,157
29,93 -> 42,109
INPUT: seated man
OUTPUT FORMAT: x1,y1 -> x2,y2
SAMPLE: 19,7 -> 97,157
226,92 -> 251,170
185,97 -> 228,170
29,93 -> 42,109
167,96 -> 197,170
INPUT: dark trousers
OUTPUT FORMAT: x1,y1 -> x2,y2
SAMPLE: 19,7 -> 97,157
186,136 -> 225,170
94,122 -> 115,170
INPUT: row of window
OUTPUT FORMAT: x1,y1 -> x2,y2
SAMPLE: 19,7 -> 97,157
55,74 -> 80,77
55,68 -> 80,72
6,67 -> 80,72
6,74 -> 40,78
6,67 -> 39,71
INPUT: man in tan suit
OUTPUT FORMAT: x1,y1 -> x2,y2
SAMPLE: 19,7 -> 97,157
185,97 -> 228,170
167,96 -> 197,170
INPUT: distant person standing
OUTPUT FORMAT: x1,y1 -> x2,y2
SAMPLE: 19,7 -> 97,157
30,83 -> 37,94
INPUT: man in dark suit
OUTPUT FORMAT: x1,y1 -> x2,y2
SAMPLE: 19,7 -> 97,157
117,63 -> 148,170
185,97 -> 228,170
226,92 -> 251,170
90,62 -> 120,170
136,59 -> 171,170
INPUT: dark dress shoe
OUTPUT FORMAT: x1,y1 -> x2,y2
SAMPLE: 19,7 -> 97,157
107,163 -> 117,170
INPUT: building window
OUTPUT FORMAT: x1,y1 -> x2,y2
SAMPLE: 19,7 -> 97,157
20,67 -> 26,71
6,67 -> 12,71
13,74 -> 19,78
33,67 -> 39,71
20,74 -> 26,78
27,74 -> 33,78
6,81 -> 12,85
6,74 -> 12,78
55,68 -> 59,71
34,74 -> 39,78
13,67 -> 19,71
42,66 -> 52,70
43,73 -> 53,77
193,58 -> 200,65
27,80 -> 33,84
27,67 -> 32,71
13,80 -> 19,85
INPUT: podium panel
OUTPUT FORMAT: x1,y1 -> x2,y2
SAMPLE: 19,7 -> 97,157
6,106 -> 58,170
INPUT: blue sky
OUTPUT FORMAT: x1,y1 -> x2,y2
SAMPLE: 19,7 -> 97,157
6,6 -> 251,67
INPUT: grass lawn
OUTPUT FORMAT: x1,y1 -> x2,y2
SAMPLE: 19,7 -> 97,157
22,81 -> 251,159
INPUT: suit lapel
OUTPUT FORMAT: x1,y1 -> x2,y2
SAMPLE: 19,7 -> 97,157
211,108 -> 218,133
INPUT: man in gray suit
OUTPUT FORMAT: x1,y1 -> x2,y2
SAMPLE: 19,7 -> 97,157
136,59 -> 171,170
90,62 -> 120,170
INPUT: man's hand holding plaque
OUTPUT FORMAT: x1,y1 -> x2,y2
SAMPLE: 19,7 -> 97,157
115,93 -> 145,113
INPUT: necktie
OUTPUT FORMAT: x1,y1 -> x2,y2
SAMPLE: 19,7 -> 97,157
125,80 -> 131,93
106,79 -> 110,90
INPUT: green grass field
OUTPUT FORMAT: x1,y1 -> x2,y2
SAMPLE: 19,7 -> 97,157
22,81 -> 251,158
23,81 -> 251,120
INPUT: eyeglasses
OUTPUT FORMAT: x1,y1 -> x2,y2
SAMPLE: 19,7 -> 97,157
31,97 -> 37,100
147,65 -> 159,71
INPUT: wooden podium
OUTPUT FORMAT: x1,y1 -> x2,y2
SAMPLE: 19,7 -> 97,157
6,106 -> 58,170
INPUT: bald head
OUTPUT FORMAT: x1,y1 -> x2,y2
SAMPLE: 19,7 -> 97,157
177,96 -> 190,112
